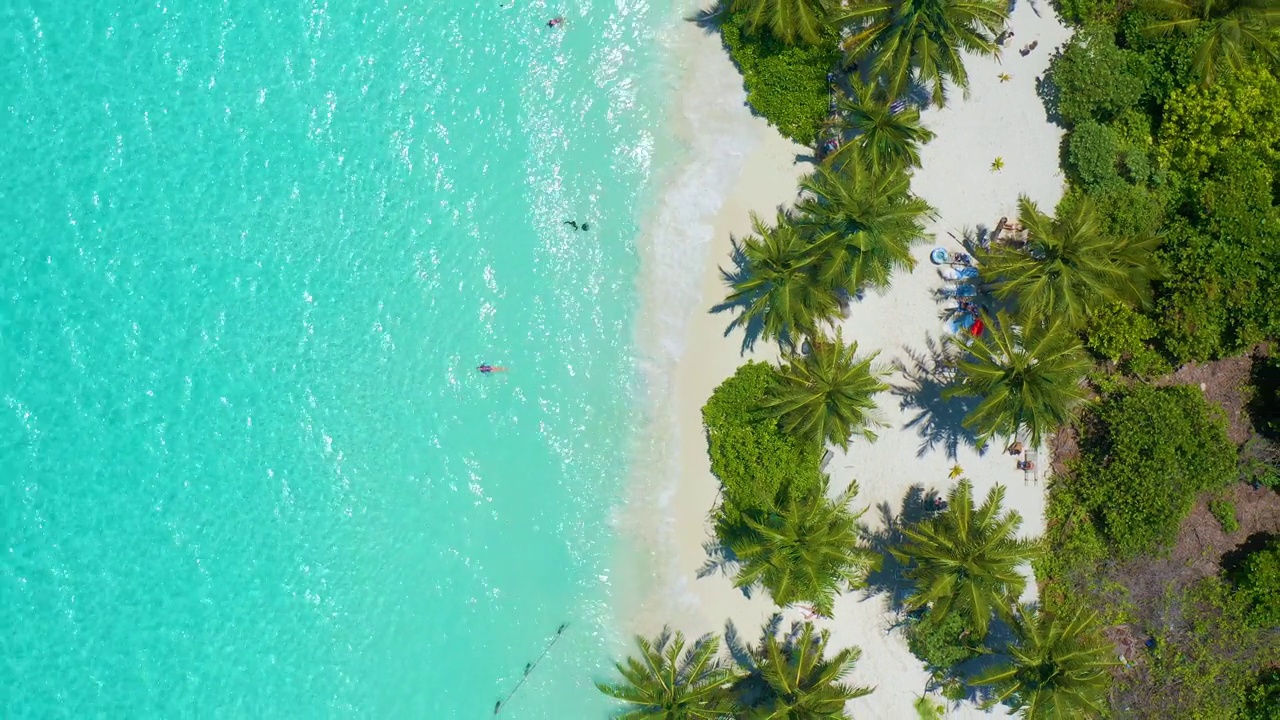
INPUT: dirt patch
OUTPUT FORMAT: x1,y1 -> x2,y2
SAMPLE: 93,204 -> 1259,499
1156,350 -> 1263,445
1109,483 -> 1280,632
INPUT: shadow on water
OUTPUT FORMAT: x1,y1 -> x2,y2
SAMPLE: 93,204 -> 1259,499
891,335 -> 983,459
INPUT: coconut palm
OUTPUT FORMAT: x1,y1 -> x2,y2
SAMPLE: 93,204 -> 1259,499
972,604 -> 1118,719
945,312 -> 1092,447
724,211 -> 839,347
837,0 -> 1007,107
727,615 -> 874,717
976,195 -> 1161,330
764,327 -> 890,450
824,79 -> 936,172
730,0 -> 833,46
892,479 -> 1040,639
597,628 -> 741,719
794,154 -> 934,296
1140,0 -> 1280,86
726,480 -> 881,617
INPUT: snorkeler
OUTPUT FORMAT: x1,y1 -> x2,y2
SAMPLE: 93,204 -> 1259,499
547,16 -> 563,28
476,364 -> 507,374
563,220 -> 579,230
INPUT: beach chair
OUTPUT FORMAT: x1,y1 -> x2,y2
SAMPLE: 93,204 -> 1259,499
1023,449 -> 1039,485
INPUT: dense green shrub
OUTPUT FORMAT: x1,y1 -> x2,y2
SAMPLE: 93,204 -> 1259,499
1153,151 -> 1280,362
721,15 -> 839,146
1054,0 -> 1126,25
1157,66 -> 1280,180
1230,537 -> 1280,628
1240,669 -> 1280,720
1084,301 -> 1171,377
1066,121 -> 1121,190
1114,10 -> 1199,106
702,361 -> 824,521
1072,385 -> 1236,556
905,608 -> 982,672
1129,577 -> 1280,719
1208,498 -> 1239,534
1046,25 -> 1148,127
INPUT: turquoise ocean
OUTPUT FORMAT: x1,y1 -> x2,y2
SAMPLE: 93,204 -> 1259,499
1,1 -> 681,716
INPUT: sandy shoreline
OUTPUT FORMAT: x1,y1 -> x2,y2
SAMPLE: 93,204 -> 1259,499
623,1 -> 1072,715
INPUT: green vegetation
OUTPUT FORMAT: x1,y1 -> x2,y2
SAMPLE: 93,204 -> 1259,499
946,313 -> 1092,446
824,78 -> 936,172
904,607 -> 982,672
976,195 -> 1159,328
1139,0 -> 1280,86
729,617 -> 874,717
702,362 -> 825,522
794,154 -> 935,295
1208,497 -> 1239,533
725,212 -> 840,346
1230,535 -> 1280,627
1071,385 -> 1236,556
596,628 -> 739,718
765,328 -> 890,450
729,0 -> 833,46
720,15 -> 839,145
973,605 -> 1118,718
892,479 -> 1040,638
838,0 -> 1008,106
723,480 -> 880,616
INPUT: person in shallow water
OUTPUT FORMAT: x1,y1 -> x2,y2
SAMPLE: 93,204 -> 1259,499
476,364 -> 507,374
547,16 -> 562,28
562,220 -> 591,231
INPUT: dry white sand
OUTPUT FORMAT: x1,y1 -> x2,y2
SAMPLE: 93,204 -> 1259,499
625,1 -> 1072,716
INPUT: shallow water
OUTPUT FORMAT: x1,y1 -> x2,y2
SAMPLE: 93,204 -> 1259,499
0,1 -> 676,716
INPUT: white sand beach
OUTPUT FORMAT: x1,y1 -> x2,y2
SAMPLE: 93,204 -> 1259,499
627,1 -> 1073,715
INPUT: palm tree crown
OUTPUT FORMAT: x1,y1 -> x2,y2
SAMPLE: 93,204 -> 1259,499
728,615 -> 874,718
892,479 -> 1040,638
597,628 -> 740,719
764,328 -> 890,450
945,312 -> 1092,447
725,211 -> 839,347
977,195 -> 1160,330
730,0 -> 833,46
838,0 -> 1007,106
794,155 -> 934,296
1140,0 -> 1280,86
726,480 -> 881,617
973,605 -> 1118,719
824,79 -> 937,172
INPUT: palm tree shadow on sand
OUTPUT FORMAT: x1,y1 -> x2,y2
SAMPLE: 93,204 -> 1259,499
891,335 -> 984,459
710,237 -> 800,355
856,483 -> 940,613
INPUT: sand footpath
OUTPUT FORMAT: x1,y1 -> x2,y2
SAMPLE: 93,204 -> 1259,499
627,2 -> 1072,715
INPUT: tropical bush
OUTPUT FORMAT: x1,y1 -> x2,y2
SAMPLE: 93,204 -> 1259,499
1208,498 -> 1239,534
1072,384 -> 1237,556
1240,669 -> 1280,720
905,607 -> 982,673
1156,66 -> 1280,179
1065,120 -> 1122,190
1137,0 -> 1280,87
1045,25 -> 1149,126
1083,301 -> 1170,377
729,0 -> 833,46
721,15 -> 840,145
1229,536 -> 1280,628
702,362 -> 824,522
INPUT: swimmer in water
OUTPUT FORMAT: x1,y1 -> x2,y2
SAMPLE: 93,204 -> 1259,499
477,364 -> 507,374
547,16 -> 563,28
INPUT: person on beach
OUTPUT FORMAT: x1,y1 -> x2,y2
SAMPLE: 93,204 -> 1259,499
477,364 -> 507,374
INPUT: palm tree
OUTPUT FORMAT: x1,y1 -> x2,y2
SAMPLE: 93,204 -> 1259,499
764,327 -> 890,450
976,195 -> 1161,330
727,615 -> 874,717
726,480 -> 881,617
597,628 -> 741,719
724,211 -> 839,347
730,0 -> 834,46
837,0 -> 1007,107
972,604 -> 1118,719
945,312 -> 1091,447
794,155 -> 934,296
891,479 -> 1040,639
1140,0 -> 1280,86
824,79 -> 936,172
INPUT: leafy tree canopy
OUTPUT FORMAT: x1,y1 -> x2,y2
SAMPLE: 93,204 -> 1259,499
1156,65 -> 1280,180
1046,24 -> 1151,126
1072,384 -> 1237,556
703,362 -> 825,522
